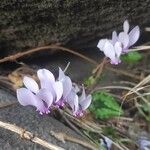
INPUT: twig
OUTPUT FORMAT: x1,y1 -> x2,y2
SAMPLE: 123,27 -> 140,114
93,85 -> 148,103
64,113 -> 126,150
130,45 -> 150,52
0,120 -> 65,150
63,62 -> 70,73
50,131 -> 97,150
92,57 -> 107,75
0,45 -> 97,65
87,58 -> 107,93
93,57 -> 107,79
58,109 -> 91,142
106,67 -> 143,80
124,74 -> 150,97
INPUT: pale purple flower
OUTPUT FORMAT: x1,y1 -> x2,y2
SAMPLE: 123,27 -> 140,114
16,67 -> 92,117
57,68 -> 92,116
17,69 -> 63,114
97,20 -> 140,64
66,90 -> 79,115
117,20 -> 140,52
66,86 -> 92,117
37,69 -> 63,104
77,86 -> 92,116
56,67 -> 72,107
97,39 -> 122,65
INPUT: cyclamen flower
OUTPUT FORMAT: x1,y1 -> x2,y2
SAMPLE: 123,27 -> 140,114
58,68 -> 92,116
66,86 -> 92,117
17,67 -> 92,117
56,67 -> 72,107
97,20 -> 140,64
97,39 -> 122,65
117,20 -> 140,52
17,69 -> 63,115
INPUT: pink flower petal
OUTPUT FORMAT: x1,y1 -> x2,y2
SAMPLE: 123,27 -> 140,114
53,81 -> 63,102
37,69 -> 55,89
58,67 -> 72,99
103,41 -> 116,63
129,26 -> 140,47
66,91 -> 79,114
97,39 -> 107,51
73,95 -> 79,114
114,42 -> 122,58
79,95 -> 92,110
37,89 -> 53,107
112,31 -> 118,44
123,20 -> 129,33
58,67 -> 65,81
118,32 -> 129,49
23,76 -> 39,94
63,76 -> 72,99
17,88 -> 46,113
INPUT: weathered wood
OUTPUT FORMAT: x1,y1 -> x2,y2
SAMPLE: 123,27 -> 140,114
0,0 -> 150,56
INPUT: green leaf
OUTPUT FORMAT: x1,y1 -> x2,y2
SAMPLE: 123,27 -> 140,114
121,51 -> 142,63
90,91 -> 123,119
142,103 -> 150,112
84,76 -> 95,86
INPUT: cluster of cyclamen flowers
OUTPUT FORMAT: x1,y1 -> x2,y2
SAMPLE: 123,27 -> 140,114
97,20 -> 140,65
17,68 -> 92,116
16,20 -> 140,117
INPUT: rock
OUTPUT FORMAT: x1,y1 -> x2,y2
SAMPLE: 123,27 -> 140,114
0,0 -> 150,56
0,88 -> 88,150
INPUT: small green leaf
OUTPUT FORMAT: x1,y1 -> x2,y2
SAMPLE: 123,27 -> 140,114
121,51 -> 142,63
142,103 -> 150,112
90,91 -> 123,119
84,76 -> 95,86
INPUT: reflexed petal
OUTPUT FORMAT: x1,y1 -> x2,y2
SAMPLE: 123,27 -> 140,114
58,67 -> 65,81
114,42 -> 122,58
58,67 -> 72,98
37,69 -> 55,88
37,69 -> 55,81
37,69 -> 55,89
103,41 -> 116,63
66,91 -> 79,114
97,39 -> 107,51
37,89 -> 53,107
17,88 -> 46,112
80,95 -> 92,110
112,31 -> 118,44
63,76 -> 72,98
123,20 -> 129,33
53,81 -> 63,102
73,94 -> 79,114
129,26 -> 140,46
118,32 -> 129,49
23,76 -> 39,94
